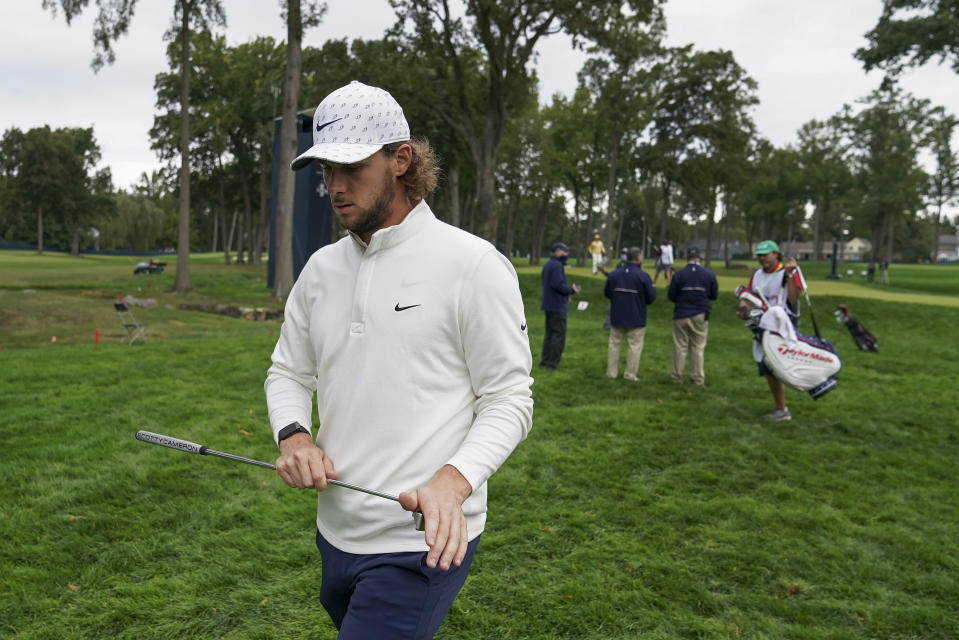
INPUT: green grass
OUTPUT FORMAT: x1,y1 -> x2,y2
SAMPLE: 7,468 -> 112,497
2,250 -> 958,639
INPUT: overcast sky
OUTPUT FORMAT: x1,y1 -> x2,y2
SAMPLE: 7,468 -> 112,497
2,1 -> 956,190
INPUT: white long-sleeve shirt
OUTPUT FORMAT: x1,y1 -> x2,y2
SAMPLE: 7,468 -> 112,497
659,243 -> 674,265
265,201 -> 534,554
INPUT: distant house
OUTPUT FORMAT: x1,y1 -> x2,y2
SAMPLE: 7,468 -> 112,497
842,238 -> 872,261
755,238 -> 872,261
936,232 -> 959,262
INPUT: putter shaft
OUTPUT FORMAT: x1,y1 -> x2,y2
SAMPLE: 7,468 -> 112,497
135,430 -> 423,529
203,448 -> 401,501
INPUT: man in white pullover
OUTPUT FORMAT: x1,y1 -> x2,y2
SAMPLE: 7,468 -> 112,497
264,81 -> 534,639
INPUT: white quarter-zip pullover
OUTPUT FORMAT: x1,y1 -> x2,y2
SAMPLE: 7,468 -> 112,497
265,201 -> 534,553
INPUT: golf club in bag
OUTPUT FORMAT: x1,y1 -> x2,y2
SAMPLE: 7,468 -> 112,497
135,430 -> 425,530
794,265 -> 821,338
736,285 -> 841,399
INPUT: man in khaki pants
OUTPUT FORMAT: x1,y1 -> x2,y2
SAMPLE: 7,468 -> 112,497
604,247 -> 656,380
667,247 -> 718,386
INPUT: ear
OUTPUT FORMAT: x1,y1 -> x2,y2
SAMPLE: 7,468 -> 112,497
391,143 -> 412,176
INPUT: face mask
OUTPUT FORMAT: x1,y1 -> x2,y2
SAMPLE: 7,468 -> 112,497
558,254 -> 569,265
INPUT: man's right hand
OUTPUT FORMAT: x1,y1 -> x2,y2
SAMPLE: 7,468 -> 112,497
275,432 -> 339,490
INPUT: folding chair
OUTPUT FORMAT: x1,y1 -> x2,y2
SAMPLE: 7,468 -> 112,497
114,301 -> 147,344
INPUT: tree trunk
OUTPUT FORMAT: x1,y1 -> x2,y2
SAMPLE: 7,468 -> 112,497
570,182 -> 588,268
226,210 -> 238,263
446,161 -> 461,228
614,198 -> 626,257
581,184 -> 597,265
272,0 -> 303,300
605,135 -> 620,257
721,191 -> 731,267
867,212 -> 885,282
643,186 -> 657,256
254,140 -> 269,265
211,211 -> 218,253
882,213 -> 894,284
813,204 -> 822,261
475,150 -> 496,240
503,181 -> 519,258
704,190 -> 716,269
220,210 -> 228,262
71,225 -> 80,256
586,185 -> 598,257
239,173 -> 253,265
528,190 -> 550,267
173,2 -> 193,293
931,203 -> 942,262
36,206 -> 43,255
658,176 -> 672,243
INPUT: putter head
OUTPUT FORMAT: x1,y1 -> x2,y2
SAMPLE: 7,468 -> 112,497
412,511 -> 425,531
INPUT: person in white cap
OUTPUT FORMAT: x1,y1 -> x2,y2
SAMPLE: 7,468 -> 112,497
265,81 -> 534,638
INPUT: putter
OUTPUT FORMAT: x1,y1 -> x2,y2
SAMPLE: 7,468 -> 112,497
135,430 -> 425,530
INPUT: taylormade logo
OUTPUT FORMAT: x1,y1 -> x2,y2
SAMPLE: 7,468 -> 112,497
776,344 -> 836,363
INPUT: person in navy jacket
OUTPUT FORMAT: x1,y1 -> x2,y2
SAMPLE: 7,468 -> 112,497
667,246 -> 718,386
540,242 -> 581,369
604,247 -> 656,380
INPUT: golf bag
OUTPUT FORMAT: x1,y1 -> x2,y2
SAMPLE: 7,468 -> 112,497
736,287 -> 841,399
835,305 -> 879,352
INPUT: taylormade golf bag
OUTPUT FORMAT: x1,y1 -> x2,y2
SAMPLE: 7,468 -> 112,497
736,286 -> 841,399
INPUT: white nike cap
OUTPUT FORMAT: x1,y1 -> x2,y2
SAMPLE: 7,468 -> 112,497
290,81 -> 411,170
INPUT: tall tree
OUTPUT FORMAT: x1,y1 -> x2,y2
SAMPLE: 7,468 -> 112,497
737,140 -> 806,250
2,126 -> 61,252
797,118 -> 854,259
44,0 -> 226,292
59,128 -> 113,255
839,87 -> 931,272
98,190 -> 167,251
389,0 -> 664,242
541,88 -> 605,265
649,47 -> 757,265
577,10 -> 664,260
272,0 -> 327,301
856,0 -> 959,76
925,109 -> 959,261
1,126 -> 109,253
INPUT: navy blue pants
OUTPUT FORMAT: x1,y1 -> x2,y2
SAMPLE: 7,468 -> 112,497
315,530 -> 480,639
540,311 -> 567,368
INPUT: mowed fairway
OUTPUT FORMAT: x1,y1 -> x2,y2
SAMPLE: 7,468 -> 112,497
2,250 -> 958,639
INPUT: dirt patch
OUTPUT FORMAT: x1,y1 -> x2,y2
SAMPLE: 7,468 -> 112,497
179,303 -> 283,321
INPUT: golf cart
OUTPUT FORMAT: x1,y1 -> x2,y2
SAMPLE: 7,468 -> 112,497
133,259 -> 167,275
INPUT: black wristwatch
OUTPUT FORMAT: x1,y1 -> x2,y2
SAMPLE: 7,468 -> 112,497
277,422 -> 310,443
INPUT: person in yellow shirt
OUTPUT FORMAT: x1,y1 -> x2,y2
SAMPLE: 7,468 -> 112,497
588,234 -> 606,275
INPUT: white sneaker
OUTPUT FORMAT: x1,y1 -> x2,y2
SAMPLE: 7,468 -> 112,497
764,408 -> 792,421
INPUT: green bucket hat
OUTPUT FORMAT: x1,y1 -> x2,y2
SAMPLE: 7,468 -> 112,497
755,240 -> 779,255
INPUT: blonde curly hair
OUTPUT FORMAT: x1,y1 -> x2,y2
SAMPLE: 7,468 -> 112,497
381,138 -> 439,205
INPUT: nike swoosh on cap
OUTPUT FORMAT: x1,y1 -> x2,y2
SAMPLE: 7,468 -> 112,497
316,117 -> 344,133
394,303 -> 421,312
521,323 -> 527,331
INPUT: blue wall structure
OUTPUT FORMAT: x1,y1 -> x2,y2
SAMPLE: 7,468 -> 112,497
268,112 -> 333,288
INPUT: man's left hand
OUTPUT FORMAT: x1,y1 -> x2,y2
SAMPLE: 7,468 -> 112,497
399,465 -> 472,571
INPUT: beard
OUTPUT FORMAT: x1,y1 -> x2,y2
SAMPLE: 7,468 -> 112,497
336,169 -> 396,237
